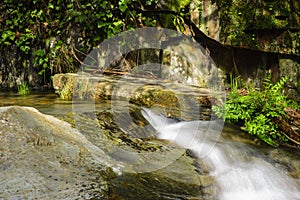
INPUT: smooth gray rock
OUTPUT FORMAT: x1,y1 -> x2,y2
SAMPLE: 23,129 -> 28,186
0,106 -> 110,199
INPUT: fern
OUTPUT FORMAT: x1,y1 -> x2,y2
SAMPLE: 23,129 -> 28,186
270,76 -> 288,94
212,75 -> 297,147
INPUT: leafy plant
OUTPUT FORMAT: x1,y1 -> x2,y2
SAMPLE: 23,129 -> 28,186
213,74 -> 298,146
59,86 -> 72,100
0,0 -> 160,86
18,82 -> 30,96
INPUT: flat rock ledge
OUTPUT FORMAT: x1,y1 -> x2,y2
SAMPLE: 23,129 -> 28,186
53,73 -> 223,120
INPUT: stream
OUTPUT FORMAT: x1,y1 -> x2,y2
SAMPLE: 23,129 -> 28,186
0,91 -> 299,199
142,108 -> 300,200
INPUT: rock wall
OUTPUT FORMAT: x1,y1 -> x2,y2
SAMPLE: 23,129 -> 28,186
192,0 -> 300,97
210,0 -> 300,55
155,0 -> 300,97
0,45 -> 40,89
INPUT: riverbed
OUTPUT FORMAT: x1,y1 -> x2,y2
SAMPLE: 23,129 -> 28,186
0,91 -> 299,199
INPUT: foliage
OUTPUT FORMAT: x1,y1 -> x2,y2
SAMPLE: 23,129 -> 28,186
211,0 -> 256,45
18,82 -> 30,96
212,74 -> 299,146
0,0 -> 159,85
213,0 -> 300,47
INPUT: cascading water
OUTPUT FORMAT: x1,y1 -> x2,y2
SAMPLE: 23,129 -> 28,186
141,108 -> 300,200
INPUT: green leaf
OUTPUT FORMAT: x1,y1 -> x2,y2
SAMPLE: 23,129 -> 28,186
38,69 -> 45,75
48,3 -> 54,9
98,21 -> 107,28
119,0 -> 128,13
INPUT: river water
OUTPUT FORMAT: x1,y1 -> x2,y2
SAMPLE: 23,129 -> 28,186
142,108 -> 300,200
0,91 -> 109,117
1,91 -> 299,199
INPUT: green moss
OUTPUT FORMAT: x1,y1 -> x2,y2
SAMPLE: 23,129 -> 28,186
130,85 -> 181,114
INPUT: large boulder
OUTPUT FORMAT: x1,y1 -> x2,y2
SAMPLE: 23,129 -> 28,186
0,106 -> 216,199
0,106 -> 110,199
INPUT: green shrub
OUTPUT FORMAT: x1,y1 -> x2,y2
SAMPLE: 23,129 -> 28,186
0,0 -> 159,85
18,82 -> 30,96
212,75 -> 299,146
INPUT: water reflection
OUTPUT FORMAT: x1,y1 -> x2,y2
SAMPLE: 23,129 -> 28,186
0,91 -> 71,116
0,91 -> 112,117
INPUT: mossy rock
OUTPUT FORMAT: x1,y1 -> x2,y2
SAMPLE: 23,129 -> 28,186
74,107 -> 217,199
53,73 -> 216,120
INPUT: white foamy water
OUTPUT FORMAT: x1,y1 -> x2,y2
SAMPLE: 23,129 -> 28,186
141,108 -> 300,200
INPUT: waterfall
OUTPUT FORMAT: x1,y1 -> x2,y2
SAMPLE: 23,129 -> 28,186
141,108 -> 300,200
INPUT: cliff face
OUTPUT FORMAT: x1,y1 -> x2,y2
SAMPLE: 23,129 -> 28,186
216,0 -> 300,55
195,0 -> 300,97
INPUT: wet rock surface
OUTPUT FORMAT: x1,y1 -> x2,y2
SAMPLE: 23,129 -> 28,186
108,156 -> 215,200
53,73 -> 222,121
0,106 -> 216,199
74,108 -> 217,199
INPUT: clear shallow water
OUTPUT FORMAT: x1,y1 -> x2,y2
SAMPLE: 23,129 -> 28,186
0,91 -> 72,115
1,91 -> 299,199
0,91 -> 110,117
